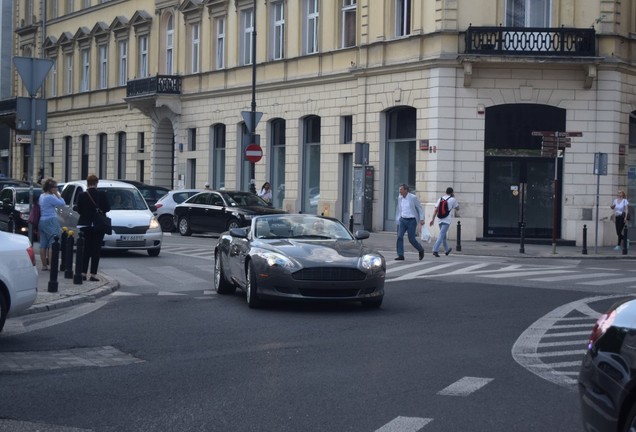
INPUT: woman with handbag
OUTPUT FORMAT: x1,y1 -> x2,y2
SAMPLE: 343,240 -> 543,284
77,175 -> 111,281
38,178 -> 65,271
611,190 -> 630,250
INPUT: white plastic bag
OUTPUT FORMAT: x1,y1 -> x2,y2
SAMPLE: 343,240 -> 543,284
420,223 -> 432,243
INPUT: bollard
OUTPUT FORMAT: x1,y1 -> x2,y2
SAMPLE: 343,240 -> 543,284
73,231 -> 84,285
582,224 -> 588,255
64,231 -> 75,279
349,215 -> 354,232
456,221 -> 462,252
59,229 -> 68,271
519,222 -> 526,254
8,214 -> 14,233
623,225 -> 629,255
48,236 -> 60,293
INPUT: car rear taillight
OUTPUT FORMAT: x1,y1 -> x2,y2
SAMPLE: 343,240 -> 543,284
26,246 -> 36,266
588,310 -> 617,349
155,203 -> 163,209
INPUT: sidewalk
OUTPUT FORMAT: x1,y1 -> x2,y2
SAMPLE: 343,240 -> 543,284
21,231 -> 632,317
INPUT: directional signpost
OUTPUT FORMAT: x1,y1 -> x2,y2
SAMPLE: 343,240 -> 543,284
13,56 -> 54,244
531,131 -> 583,253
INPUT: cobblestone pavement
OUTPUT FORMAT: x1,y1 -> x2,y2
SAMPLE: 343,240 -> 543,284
0,346 -> 144,372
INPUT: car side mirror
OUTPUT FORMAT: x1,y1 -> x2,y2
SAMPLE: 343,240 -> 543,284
354,230 -> 370,240
229,227 -> 248,238
2,198 -> 12,208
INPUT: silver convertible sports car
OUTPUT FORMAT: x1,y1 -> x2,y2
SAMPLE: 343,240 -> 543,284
213,214 -> 386,308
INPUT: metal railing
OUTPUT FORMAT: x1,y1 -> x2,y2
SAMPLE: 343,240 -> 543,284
126,75 -> 182,97
465,26 -> 596,56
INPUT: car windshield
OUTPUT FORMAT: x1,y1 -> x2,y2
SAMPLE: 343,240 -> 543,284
223,192 -> 269,207
254,215 -> 353,240
16,190 -> 43,204
104,188 -> 148,210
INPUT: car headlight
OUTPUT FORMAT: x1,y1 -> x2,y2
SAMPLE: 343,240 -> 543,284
261,252 -> 296,269
243,214 -> 253,220
361,254 -> 384,272
20,212 -> 30,221
149,216 -> 160,230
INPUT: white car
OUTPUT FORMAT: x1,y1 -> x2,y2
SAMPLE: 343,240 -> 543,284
58,180 -> 163,256
154,189 -> 204,232
0,231 -> 38,332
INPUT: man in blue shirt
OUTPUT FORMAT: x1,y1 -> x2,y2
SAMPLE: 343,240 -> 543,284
394,183 -> 425,261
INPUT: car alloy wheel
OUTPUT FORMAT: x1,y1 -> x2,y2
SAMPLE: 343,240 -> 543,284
227,219 -> 240,231
178,217 -> 192,236
214,253 -> 236,295
246,262 -> 262,309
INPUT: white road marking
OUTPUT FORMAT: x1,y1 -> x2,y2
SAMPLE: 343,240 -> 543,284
481,269 -> 576,279
528,273 -> 615,282
511,294 -> 627,388
437,377 -> 493,396
444,263 -> 490,274
147,266 -> 211,291
374,416 -> 433,432
390,262 -> 458,282
579,276 -> 636,286
102,269 -> 153,286
110,291 -> 140,296
157,291 -> 186,296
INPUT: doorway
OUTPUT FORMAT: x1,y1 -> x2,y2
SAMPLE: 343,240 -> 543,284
485,157 -> 562,238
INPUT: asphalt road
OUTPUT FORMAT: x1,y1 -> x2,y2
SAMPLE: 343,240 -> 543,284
0,234 -> 631,432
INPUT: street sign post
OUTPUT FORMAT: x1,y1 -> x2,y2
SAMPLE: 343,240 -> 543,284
593,152 -> 608,254
531,130 -> 583,253
13,56 -> 54,245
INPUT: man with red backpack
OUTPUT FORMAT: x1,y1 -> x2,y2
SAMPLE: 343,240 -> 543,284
430,187 -> 459,257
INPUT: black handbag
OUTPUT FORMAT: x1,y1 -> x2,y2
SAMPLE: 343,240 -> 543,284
86,190 -> 112,234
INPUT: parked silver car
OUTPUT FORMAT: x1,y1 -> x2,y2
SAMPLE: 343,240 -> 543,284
154,189 -> 204,232
58,180 -> 163,256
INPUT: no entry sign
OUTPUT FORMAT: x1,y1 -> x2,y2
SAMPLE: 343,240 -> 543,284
245,144 -> 263,163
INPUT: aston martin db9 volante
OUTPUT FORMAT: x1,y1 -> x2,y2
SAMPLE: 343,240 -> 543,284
213,214 -> 385,308
579,297 -> 636,431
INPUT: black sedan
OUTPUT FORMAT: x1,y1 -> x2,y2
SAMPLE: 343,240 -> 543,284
579,297 -> 636,431
213,214 -> 385,308
0,187 -> 42,236
174,190 -> 286,236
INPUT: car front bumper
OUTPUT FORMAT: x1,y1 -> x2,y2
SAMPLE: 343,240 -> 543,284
102,230 -> 163,250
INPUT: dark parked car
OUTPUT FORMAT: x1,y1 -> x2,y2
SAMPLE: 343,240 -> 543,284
117,180 -> 170,207
0,178 -> 29,190
174,190 -> 286,236
213,214 -> 385,308
579,297 -> 636,431
0,187 -> 43,236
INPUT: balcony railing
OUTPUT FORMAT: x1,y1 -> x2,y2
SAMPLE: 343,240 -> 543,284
126,75 -> 182,97
465,26 -> 596,56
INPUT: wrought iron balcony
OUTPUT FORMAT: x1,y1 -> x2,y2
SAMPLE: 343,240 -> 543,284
465,26 -> 596,56
126,75 -> 182,98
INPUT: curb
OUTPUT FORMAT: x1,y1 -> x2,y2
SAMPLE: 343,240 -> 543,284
19,279 -> 120,316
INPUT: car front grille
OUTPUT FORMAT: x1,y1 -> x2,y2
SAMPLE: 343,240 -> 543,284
113,226 -> 148,234
115,240 -> 146,248
292,267 -> 366,281
298,288 -> 360,298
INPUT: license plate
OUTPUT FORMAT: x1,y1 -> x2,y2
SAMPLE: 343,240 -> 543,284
120,235 -> 144,241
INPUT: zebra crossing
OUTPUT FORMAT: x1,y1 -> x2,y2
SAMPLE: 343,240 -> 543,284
158,243 -> 636,290
385,258 -> 636,289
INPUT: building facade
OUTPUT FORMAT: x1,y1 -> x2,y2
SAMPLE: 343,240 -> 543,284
5,0 -> 636,244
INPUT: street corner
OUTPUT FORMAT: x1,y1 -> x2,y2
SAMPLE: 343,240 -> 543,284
23,272 -> 120,316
